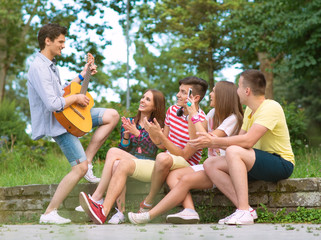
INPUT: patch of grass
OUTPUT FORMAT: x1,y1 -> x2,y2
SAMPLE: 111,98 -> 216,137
285,225 -> 295,230
290,147 -> 321,178
0,148 -> 103,187
0,143 -> 320,187
257,204 -> 321,224
0,150 -> 69,186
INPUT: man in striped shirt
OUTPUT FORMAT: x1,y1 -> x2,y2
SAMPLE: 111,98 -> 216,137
137,76 -> 208,213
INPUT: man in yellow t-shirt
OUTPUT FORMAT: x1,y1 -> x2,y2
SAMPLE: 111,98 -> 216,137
189,69 -> 294,225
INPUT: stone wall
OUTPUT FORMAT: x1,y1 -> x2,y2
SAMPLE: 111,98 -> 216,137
0,178 -> 320,223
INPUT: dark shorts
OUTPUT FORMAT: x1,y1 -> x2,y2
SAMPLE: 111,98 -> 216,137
248,149 -> 294,182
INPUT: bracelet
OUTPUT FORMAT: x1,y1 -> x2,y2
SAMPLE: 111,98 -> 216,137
155,142 -> 162,146
123,137 -> 129,140
78,73 -> 84,81
191,114 -> 201,124
120,138 -> 130,147
192,118 -> 201,124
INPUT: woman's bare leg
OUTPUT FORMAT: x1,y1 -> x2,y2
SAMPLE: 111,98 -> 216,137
91,148 -> 130,201
149,170 -> 213,219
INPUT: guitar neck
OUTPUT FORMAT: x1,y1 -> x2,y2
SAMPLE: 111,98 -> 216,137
80,64 -> 91,95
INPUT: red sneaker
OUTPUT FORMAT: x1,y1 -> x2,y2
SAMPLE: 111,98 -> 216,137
138,200 -> 153,213
79,192 -> 106,224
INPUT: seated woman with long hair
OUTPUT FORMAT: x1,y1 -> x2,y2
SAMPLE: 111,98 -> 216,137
77,89 -> 165,224
128,81 -> 245,224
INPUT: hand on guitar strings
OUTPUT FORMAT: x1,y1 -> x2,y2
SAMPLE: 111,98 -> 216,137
76,94 -> 90,107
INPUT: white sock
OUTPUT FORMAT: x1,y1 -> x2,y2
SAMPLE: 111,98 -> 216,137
144,201 -> 152,207
185,208 -> 197,213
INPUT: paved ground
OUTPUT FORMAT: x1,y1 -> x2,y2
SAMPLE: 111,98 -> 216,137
1,223 -> 321,240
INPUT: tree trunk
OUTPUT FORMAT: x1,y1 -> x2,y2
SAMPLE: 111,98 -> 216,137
257,52 -> 274,99
0,35 -> 7,102
208,49 -> 215,91
0,66 -> 7,102
0,2 -> 38,103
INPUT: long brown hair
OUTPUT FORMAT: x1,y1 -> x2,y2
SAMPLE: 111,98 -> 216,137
134,89 -> 166,128
212,81 -> 243,135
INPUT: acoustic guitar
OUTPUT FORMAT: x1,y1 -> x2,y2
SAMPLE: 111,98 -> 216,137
54,53 -> 95,137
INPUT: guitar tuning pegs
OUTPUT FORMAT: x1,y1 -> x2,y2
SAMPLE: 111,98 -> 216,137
86,53 -> 94,64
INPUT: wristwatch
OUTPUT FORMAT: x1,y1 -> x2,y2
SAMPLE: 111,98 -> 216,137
191,114 -> 201,124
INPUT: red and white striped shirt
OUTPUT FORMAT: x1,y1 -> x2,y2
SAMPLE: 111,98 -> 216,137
165,105 -> 206,165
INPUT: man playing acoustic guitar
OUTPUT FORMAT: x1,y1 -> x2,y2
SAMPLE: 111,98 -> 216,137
27,23 -> 119,224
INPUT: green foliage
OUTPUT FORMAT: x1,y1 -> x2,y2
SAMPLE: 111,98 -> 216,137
0,0 -> 111,105
130,40 -> 195,104
257,204 -> 321,224
1,143 -> 45,168
281,101 -> 308,149
0,99 -> 28,147
134,0 -> 231,90
290,147 -> 321,178
226,0 -> 321,132
0,142 -> 71,186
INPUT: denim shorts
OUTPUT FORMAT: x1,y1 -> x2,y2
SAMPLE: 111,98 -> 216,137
248,149 -> 294,182
53,108 -> 106,167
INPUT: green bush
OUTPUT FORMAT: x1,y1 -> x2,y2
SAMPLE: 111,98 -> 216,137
0,140 -> 57,167
281,100 -> 308,150
0,98 -> 28,148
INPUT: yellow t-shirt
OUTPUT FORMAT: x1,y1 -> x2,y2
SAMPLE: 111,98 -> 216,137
242,99 -> 295,165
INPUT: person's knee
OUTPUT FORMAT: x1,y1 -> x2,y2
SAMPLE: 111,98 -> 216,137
112,109 -> 120,121
166,174 -> 178,189
225,145 -> 242,161
203,157 -> 215,169
203,157 -> 222,175
74,161 -> 88,177
104,109 -> 120,124
115,159 -> 134,176
155,153 -> 173,171
112,160 -> 120,174
166,170 -> 183,188
106,147 -> 120,159
180,174 -> 193,186
168,174 -> 192,192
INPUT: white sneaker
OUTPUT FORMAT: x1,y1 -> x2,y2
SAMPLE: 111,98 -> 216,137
249,207 -> 258,220
128,212 -> 150,224
39,209 -> 71,224
75,205 -> 85,212
219,207 -> 257,225
108,208 -> 125,224
226,209 -> 254,225
75,195 -> 103,212
218,214 -> 232,225
84,164 -> 100,183
166,208 -> 200,224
